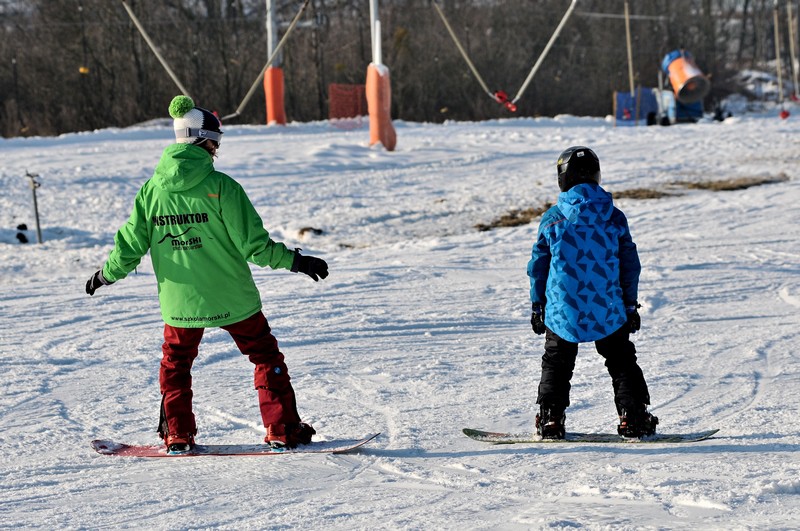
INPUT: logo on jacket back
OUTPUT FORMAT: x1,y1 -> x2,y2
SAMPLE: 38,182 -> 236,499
153,212 -> 209,251
152,213 -> 209,226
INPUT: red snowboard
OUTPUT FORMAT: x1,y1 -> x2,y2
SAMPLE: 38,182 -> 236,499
91,433 -> 379,457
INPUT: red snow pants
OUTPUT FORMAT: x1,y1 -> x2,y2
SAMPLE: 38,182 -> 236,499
159,311 -> 301,438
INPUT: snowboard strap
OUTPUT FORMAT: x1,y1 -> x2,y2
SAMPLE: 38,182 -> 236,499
157,394 -> 168,439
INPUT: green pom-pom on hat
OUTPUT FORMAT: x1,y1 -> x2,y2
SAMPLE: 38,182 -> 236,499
169,95 -> 195,119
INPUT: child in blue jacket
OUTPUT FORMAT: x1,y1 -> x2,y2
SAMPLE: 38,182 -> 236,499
527,146 -> 658,439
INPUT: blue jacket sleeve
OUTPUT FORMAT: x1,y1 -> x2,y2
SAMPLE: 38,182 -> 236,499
615,209 -> 641,305
527,209 -> 558,305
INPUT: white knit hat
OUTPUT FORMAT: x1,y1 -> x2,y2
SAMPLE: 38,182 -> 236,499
168,95 -> 223,145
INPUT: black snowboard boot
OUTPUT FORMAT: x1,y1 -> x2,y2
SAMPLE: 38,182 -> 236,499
536,406 -> 566,440
165,433 -> 195,454
617,407 -> 658,438
265,422 -> 316,448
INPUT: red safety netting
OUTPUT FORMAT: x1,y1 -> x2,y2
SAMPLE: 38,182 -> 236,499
329,83 -> 367,129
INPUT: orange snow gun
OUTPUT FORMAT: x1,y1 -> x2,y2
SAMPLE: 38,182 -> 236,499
661,49 -> 710,104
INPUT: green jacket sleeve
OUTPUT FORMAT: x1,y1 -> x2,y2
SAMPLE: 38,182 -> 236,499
220,176 -> 295,270
102,188 -> 151,282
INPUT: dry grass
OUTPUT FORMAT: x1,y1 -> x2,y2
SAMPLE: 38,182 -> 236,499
672,173 -> 789,191
475,173 -> 790,232
612,188 -> 678,199
475,203 -> 553,232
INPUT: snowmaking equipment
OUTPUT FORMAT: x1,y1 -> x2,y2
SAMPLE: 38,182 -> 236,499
661,49 -> 710,105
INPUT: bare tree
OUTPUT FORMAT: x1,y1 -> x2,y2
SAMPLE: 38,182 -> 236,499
0,0 -> 790,137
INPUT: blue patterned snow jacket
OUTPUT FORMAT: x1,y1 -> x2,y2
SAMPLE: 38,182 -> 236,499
527,183 -> 640,343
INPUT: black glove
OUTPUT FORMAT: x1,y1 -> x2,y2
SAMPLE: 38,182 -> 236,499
291,251 -> 328,282
85,270 -> 113,296
626,303 -> 641,333
531,303 -> 546,335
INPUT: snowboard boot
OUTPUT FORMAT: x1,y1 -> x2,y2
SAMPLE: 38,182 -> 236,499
265,422 -> 316,449
617,408 -> 659,438
535,406 -> 566,440
165,433 -> 195,454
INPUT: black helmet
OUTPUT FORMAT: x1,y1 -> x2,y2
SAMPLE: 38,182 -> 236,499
556,146 -> 601,192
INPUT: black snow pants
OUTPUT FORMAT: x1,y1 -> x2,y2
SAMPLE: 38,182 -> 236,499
536,324 -> 651,415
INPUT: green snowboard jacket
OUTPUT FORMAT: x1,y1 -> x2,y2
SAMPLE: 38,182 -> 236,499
102,143 -> 296,328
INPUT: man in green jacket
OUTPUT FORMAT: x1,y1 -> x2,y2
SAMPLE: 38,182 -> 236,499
85,95 -> 328,453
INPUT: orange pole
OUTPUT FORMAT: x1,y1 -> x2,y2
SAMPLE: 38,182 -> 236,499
264,66 -> 286,125
365,64 -> 396,151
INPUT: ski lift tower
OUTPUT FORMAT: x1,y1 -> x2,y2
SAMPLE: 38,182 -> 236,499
265,0 -> 286,125
365,0 -> 396,151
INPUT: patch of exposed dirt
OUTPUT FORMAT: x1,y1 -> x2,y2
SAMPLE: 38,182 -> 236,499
475,203 -> 553,232
672,173 -> 789,191
475,173 -> 790,232
612,188 -> 679,199
298,226 -> 324,237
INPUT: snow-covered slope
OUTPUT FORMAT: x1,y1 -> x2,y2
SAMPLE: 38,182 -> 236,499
1,112 -> 799,529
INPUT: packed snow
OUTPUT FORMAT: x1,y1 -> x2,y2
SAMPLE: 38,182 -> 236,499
1,109 -> 799,529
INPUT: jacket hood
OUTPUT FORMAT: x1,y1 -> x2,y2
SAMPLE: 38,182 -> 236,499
557,183 -> 614,225
152,143 -> 214,192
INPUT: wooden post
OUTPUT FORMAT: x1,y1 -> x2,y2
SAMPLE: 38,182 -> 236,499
624,1 -> 635,96
774,0 -> 785,105
787,1 -> 799,99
